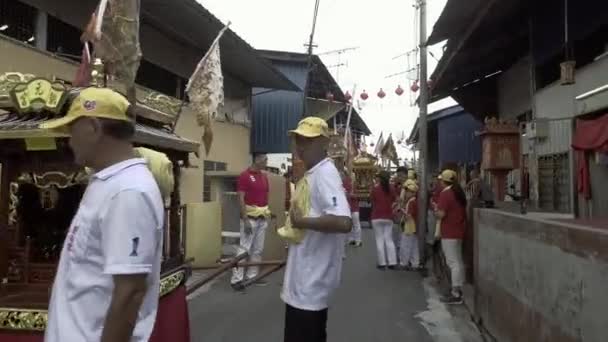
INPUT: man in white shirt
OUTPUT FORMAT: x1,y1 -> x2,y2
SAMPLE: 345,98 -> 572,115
283,117 -> 352,342
41,88 -> 164,342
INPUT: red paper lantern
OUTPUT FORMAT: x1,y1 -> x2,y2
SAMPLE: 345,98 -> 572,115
326,91 -> 334,102
360,90 -> 369,100
344,91 -> 352,101
395,85 -> 404,96
410,80 -> 419,92
377,88 -> 386,99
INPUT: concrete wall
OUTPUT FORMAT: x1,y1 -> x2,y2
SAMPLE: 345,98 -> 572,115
474,209 -> 608,342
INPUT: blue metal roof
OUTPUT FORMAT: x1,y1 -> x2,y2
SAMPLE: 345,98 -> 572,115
251,61 -> 306,153
251,51 -> 371,154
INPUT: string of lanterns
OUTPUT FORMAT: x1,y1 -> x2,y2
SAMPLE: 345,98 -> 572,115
324,80 -> 434,102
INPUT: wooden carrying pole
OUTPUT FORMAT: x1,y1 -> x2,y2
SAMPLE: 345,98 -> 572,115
240,262 -> 286,289
186,251 -> 248,295
193,260 -> 286,270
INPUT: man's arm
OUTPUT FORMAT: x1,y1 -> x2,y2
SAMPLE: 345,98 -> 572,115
101,274 -> 147,342
99,190 -> 161,342
290,168 -> 352,234
291,211 -> 351,233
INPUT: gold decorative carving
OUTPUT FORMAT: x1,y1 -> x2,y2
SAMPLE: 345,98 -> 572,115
140,91 -> 182,117
0,308 -> 48,331
159,270 -> 185,298
8,171 -> 90,228
0,73 -> 37,107
9,78 -> 68,115
352,153 -> 378,199
8,182 -> 19,226
0,270 -> 186,331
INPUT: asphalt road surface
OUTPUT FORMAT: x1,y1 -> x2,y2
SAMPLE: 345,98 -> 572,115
188,229 -> 482,342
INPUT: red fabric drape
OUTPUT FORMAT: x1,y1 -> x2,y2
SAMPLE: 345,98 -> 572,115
150,285 -> 190,342
571,114 -> 608,199
0,285 -> 190,342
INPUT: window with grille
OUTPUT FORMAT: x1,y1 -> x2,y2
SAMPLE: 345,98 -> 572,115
0,0 -> 36,44
203,161 -> 228,202
538,153 -> 571,212
47,15 -> 82,59
136,60 -> 181,98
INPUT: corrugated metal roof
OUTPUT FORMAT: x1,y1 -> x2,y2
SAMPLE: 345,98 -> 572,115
142,0 -> 300,91
251,61 -> 307,154
251,55 -> 372,153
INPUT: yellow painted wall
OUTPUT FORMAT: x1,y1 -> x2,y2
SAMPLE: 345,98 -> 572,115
174,107 -> 251,204
185,202 -> 222,268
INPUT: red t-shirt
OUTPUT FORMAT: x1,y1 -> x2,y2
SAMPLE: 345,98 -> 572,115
237,168 -> 269,207
437,187 -> 466,239
343,176 -> 358,213
431,183 -> 444,207
370,184 -> 396,220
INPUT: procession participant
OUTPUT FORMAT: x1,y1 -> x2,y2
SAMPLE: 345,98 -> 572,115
371,171 -> 398,270
42,88 -> 164,342
392,166 -> 409,258
231,153 -> 271,290
343,168 -> 362,247
399,180 -> 420,270
284,117 -> 352,342
434,169 -> 467,305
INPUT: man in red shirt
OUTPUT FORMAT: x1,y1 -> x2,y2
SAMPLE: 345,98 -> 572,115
231,153 -> 271,290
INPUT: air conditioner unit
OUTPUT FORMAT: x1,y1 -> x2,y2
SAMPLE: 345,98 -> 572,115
526,120 -> 549,139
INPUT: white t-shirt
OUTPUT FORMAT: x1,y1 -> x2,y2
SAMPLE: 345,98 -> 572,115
45,158 -> 164,342
281,158 -> 351,311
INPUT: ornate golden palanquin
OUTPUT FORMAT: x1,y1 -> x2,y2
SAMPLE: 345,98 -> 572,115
0,73 -> 198,332
351,153 -> 378,199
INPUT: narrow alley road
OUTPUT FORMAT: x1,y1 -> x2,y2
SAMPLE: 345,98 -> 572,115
188,229 -> 482,342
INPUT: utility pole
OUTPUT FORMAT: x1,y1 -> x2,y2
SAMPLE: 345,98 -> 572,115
416,0 -> 429,264
302,0 -> 321,117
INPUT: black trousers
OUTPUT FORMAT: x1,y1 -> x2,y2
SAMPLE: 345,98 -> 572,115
284,304 -> 328,342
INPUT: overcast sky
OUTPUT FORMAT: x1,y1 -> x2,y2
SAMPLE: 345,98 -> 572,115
199,0 -> 456,158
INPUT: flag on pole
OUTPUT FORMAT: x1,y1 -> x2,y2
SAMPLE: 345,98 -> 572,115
186,23 -> 231,155
82,0 -> 142,102
373,132 -> 385,156
381,134 -> 399,166
73,42 -> 92,87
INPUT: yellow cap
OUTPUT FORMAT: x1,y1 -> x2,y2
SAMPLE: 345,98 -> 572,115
288,116 -> 330,138
404,179 -> 418,192
40,87 -> 131,130
440,169 -> 458,183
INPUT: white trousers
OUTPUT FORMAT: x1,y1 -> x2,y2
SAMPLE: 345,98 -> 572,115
231,218 -> 268,284
372,219 -> 397,266
400,233 -> 420,267
441,239 -> 465,288
348,212 -> 362,243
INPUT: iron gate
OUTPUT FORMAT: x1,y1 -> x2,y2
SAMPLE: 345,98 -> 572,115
538,153 -> 570,212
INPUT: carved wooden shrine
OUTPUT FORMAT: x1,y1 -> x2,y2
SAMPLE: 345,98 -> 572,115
478,117 -> 520,201
0,72 -> 199,333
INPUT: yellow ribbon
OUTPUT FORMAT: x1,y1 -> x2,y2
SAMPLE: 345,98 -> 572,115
403,197 -> 417,234
278,176 -> 311,244
245,205 -> 271,218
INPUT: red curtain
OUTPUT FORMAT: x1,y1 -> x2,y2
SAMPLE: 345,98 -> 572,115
0,285 -> 190,342
571,114 -> 608,199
